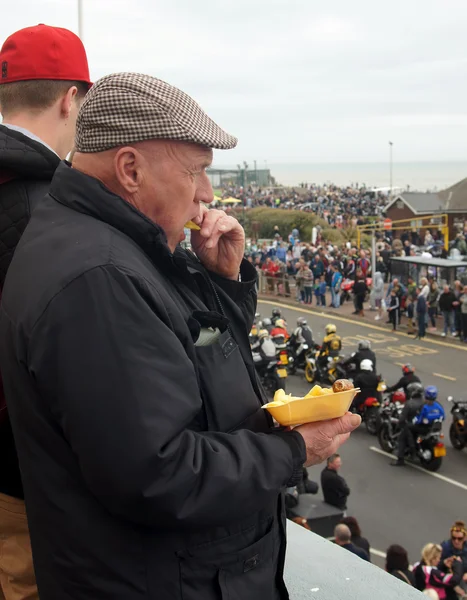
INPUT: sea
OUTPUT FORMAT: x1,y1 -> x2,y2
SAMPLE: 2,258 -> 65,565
216,162 -> 467,193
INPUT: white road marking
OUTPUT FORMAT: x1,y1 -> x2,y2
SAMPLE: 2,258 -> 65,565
433,372 -> 457,381
369,446 -> 467,491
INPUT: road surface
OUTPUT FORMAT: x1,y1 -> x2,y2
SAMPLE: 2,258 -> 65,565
258,299 -> 467,567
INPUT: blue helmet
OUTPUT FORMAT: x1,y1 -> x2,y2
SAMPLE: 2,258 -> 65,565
425,386 -> 438,401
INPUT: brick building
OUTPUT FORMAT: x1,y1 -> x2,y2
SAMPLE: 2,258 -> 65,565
385,179 -> 467,241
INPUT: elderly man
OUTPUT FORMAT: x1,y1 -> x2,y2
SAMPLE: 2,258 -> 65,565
0,73 -> 360,600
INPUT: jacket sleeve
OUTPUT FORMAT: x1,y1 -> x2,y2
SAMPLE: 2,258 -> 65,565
386,376 -> 404,393
209,259 -> 257,332
27,265 -> 305,528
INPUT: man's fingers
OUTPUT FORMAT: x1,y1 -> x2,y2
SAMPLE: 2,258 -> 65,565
327,432 -> 351,455
322,413 -> 361,438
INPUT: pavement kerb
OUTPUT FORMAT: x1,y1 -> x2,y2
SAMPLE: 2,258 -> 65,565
258,294 -> 467,352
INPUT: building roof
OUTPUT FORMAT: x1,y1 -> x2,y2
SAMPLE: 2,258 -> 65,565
390,256 -> 466,268
439,178 -> 467,211
385,192 -> 445,214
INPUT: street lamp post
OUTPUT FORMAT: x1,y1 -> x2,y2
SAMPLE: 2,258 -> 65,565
389,141 -> 393,199
78,0 -> 83,40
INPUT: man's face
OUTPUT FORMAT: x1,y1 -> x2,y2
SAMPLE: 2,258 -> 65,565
330,457 -> 341,470
451,531 -> 465,549
136,141 -> 213,251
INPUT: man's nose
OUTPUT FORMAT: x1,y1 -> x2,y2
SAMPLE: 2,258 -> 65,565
196,174 -> 214,205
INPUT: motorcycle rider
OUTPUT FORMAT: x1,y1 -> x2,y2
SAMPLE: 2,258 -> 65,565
271,307 -> 282,326
270,318 -> 290,340
414,386 -> 445,426
289,317 -> 314,353
386,364 -> 421,395
353,359 -> 381,412
317,324 -> 342,379
251,329 -> 277,364
391,382 -> 425,466
261,317 -> 273,333
343,340 -> 377,374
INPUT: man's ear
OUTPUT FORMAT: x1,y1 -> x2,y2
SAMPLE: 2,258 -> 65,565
114,147 -> 142,194
60,86 -> 78,118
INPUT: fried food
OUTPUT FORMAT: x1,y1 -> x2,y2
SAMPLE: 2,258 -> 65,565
332,379 -> 354,393
185,220 -> 201,230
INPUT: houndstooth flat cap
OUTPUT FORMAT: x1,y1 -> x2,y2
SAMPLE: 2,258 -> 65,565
75,72 -> 237,152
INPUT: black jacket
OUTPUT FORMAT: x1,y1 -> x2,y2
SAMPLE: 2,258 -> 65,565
354,371 -> 380,403
344,348 -> 377,373
0,124 -> 60,499
321,467 -> 350,510
439,291 -> 456,312
0,163 -> 306,600
399,397 -> 425,425
340,542 -> 369,561
386,373 -> 421,394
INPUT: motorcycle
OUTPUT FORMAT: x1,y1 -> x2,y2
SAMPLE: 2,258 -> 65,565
448,396 -> 467,450
249,313 -> 262,345
287,342 -> 316,375
378,400 -> 445,471
271,334 -> 291,369
255,357 -> 288,395
304,349 -> 346,384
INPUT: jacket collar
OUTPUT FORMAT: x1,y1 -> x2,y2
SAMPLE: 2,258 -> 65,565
0,125 -> 59,179
49,161 -> 179,269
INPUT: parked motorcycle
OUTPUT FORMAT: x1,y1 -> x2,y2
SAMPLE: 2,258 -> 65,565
378,400 -> 445,471
448,396 -> 467,450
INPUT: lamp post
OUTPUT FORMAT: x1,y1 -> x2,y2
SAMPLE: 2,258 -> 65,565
78,0 -> 83,40
389,141 -> 393,199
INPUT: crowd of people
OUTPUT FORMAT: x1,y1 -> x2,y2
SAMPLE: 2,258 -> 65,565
289,450 -> 467,598
218,182 -> 389,226
334,516 -> 467,599
245,229 -> 467,342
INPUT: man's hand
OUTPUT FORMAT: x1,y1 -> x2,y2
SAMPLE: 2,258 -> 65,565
295,413 -> 361,467
191,206 -> 245,280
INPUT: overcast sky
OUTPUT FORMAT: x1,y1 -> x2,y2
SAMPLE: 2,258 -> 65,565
2,0 -> 467,167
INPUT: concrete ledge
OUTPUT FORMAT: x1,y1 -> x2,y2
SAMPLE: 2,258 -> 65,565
285,521 -> 423,599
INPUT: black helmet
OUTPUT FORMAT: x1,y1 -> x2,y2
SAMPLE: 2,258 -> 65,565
272,308 -> 282,318
358,340 -> 371,351
262,317 -> 272,327
297,317 -> 307,327
407,382 -> 424,399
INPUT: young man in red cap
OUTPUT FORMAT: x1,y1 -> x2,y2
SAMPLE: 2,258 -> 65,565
0,24 -> 91,600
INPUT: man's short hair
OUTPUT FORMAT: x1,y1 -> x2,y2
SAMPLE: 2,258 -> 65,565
334,524 -> 351,543
327,453 -> 340,466
0,80 -> 89,116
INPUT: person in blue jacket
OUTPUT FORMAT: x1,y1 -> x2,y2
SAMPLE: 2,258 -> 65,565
331,266 -> 343,308
414,386 -> 445,426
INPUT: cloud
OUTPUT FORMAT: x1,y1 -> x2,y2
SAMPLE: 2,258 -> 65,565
2,0 -> 467,168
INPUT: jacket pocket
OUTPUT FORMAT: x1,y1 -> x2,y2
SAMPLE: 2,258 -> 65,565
177,519 -> 278,600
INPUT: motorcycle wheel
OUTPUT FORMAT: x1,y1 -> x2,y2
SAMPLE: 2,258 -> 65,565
378,424 -> 395,453
305,363 -> 316,384
263,374 -> 283,396
449,423 -> 466,450
420,456 -> 443,472
365,407 -> 380,436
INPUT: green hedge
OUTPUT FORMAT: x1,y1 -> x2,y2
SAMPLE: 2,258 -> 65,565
245,208 -> 327,241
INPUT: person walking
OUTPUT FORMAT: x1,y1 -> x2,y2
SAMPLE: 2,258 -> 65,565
427,279 -> 439,331
353,272 -> 368,316
438,285 -> 456,337
331,265 -> 343,308
371,271 -> 385,320
415,287 -> 428,340
0,24 -> 91,600
387,289 -> 400,331
0,72 -> 361,600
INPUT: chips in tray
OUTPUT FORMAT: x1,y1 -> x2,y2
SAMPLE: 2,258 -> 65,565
262,381 -> 359,426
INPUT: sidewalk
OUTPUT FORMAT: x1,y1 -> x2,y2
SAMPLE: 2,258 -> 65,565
258,289 -> 464,347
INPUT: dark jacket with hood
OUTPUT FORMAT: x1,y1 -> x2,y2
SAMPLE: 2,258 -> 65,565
0,162 -> 306,600
0,124 -> 60,499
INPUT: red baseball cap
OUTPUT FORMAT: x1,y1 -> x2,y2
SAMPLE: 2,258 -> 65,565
0,24 -> 91,88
